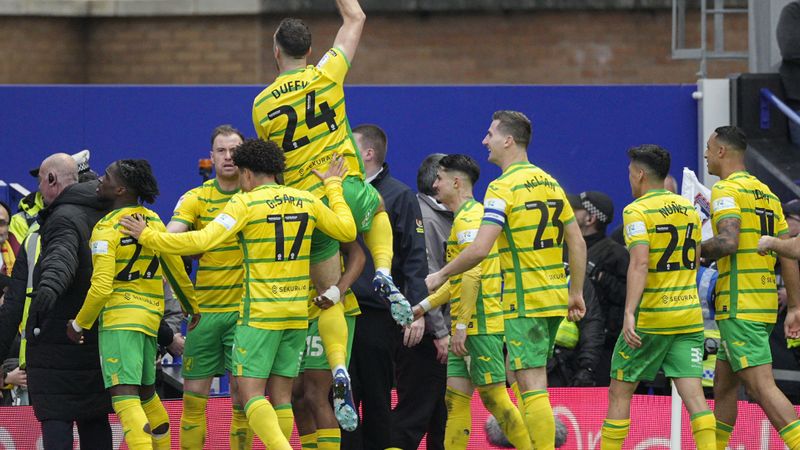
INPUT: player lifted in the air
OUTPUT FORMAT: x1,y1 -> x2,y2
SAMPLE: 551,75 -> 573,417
68,160 -> 200,450
252,0 -> 411,431
600,145 -> 715,449
412,154 -> 531,450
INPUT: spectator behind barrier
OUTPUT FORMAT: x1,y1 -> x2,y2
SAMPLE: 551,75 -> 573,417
566,191 -> 628,387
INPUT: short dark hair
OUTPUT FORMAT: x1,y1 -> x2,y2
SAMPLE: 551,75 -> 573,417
117,159 -> 159,204
714,126 -> 747,152
233,139 -> 286,176
439,154 -> 480,186
275,18 -> 312,58
627,144 -> 671,181
417,153 -> 446,196
353,124 -> 388,165
211,124 -> 244,146
493,110 -> 532,148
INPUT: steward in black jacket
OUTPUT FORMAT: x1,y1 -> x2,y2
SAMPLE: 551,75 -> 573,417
26,180 -> 112,422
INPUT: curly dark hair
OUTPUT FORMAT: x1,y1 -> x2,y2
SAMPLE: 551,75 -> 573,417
627,144 -> 670,181
233,139 -> 286,176
439,154 -> 480,186
275,18 -> 312,58
116,159 -> 159,204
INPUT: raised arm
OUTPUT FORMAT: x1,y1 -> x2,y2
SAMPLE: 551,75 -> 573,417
333,0 -> 366,63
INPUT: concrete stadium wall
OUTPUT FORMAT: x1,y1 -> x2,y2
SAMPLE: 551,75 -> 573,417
0,84 -> 698,231
0,10 -> 747,85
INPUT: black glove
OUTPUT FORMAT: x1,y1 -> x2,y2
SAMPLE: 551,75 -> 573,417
571,367 -> 596,387
32,287 -> 58,313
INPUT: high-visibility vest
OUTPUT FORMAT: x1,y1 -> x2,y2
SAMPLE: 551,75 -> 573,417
19,223 -> 41,369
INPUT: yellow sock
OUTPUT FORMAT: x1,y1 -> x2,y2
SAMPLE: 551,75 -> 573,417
689,410 -> 716,450
444,387 -> 472,450
716,419 -> 733,450
230,404 -> 253,450
244,396 -> 292,450
478,384 -> 531,450
300,432 -> 318,450
180,391 -> 207,450
600,418 -> 630,450
318,427 -> 341,450
142,393 -> 171,450
113,395 -> 153,450
364,211 -> 393,270
511,381 -> 523,412
319,302 -> 348,370
780,420 -> 800,450
521,390 -> 555,450
274,402 -> 295,440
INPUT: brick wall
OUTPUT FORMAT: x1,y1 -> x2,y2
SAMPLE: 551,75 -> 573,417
0,10 -> 748,85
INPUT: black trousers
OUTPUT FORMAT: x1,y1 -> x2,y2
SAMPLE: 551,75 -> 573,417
342,307 -> 401,450
390,333 -> 447,450
40,416 -> 112,450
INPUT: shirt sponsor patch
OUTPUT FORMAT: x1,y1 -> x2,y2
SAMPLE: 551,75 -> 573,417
91,240 -> 109,255
712,197 -> 737,212
213,213 -> 236,231
625,221 -> 646,239
484,198 -> 507,212
457,229 -> 478,245
317,49 -> 337,69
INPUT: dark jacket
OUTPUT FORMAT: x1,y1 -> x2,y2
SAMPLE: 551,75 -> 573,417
26,181 -> 111,421
585,232 -> 629,347
417,194 -> 453,338
352,164 -> 428,311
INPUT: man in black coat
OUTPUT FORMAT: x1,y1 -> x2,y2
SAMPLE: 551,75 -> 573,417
569,191 -> 629,387
0,153 -> 112,449
342,125 -> 443,450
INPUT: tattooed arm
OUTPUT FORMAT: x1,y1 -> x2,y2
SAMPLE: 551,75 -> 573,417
700,217 -> 740,260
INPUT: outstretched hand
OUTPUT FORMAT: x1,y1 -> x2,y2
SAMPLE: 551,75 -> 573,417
119,215 -> 147,239
313,153 -> 348,181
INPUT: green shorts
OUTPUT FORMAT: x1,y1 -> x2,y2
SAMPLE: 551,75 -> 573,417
182,311 -> 237,379
717,318 -> 774,372
99,329 -> 157,388
506,316 -> 563,371
300,315 -> 356,372
310,176 -> 381,264
447,334 -> 506,386
231,325 -> 306,379
610,331 -> 704,382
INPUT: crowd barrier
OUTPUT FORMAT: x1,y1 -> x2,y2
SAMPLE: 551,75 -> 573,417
0,387 -> 793,449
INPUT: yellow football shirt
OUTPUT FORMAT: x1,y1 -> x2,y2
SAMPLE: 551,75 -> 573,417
172,179 -> 243,313
137,178 -> 356,331
623,189 -> 703,334
481,162 -> 575,319
446,199 -> 503,335
711,171 -> 788,323
75,206 -> 198,336
253,48 -> 365,198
